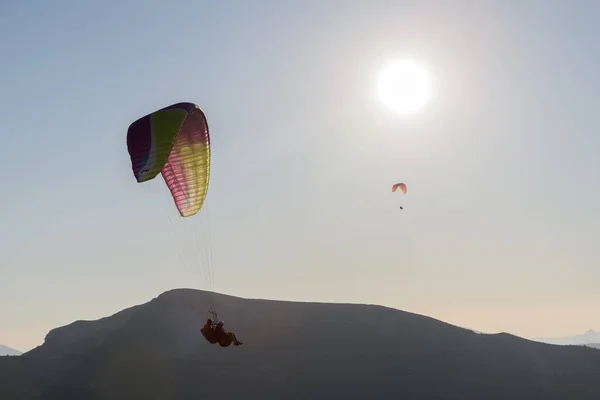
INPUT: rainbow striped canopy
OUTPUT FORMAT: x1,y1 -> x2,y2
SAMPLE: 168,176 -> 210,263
127,102 -> 211,217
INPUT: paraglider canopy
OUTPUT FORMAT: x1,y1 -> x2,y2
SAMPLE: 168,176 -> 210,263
392,183 -> 407,194
126,102 -> 211,218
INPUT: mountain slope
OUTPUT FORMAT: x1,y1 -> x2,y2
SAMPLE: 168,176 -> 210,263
2,289 -> 600,400
0,344 -> 22,356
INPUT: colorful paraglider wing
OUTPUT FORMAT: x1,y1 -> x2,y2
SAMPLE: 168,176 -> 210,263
392,183 -> 407,194
127,105 -> 188,183
160,104 -> 211,218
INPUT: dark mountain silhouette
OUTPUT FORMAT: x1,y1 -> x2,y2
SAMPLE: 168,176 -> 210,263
1,289 -> 600,400
0,344 -> 22,356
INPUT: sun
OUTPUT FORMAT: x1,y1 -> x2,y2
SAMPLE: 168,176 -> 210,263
377,59 -> 433,115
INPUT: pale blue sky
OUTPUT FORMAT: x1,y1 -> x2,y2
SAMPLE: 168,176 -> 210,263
2,0 -> 600,351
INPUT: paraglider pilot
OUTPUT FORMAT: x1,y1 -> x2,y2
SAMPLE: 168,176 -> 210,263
202,319 -> 243,347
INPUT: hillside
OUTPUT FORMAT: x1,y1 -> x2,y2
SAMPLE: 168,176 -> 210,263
1,289 -> 600,400
0,344 -> 22,356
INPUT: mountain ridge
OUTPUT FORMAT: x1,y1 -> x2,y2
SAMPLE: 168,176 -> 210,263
0,344 -> 22,356
533,329 -> 600,346
2,288 -> 600,400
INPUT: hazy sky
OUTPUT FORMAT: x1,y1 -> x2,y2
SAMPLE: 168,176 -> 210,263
2,0 -> 600,352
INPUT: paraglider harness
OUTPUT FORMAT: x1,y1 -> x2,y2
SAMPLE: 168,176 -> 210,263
201,308 -> 221,345
202,307 -> 242,347
207,307 -> 220,329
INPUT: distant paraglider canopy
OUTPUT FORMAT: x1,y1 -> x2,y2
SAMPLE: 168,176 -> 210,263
392,183 -> 407,194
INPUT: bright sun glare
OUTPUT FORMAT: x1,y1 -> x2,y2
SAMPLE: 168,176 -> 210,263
377,59 -> 433,115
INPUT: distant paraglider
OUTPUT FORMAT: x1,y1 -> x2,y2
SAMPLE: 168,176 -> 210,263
392,182 -> 407,209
